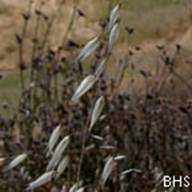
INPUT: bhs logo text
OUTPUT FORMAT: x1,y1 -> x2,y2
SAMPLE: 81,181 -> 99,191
163,176 -> 191,188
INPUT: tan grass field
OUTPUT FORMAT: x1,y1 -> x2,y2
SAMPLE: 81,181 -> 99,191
0,0 -> 191,70
0,0 -> 192,107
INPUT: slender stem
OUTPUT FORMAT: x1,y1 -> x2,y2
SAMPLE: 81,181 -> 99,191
115,56 -> 129,90
30,3 -> 43,81
18,0 -> 33,92
172,71 -> 192,92
76,111 -> 91,184
40,0 -> 65,55
30,3 -> 44,110
61,0 -> 79,46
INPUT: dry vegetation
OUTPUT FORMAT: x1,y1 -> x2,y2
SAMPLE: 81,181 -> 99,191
0,0 -> 192,192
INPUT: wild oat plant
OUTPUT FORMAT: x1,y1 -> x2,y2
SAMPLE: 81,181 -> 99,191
0,1 -> 192,192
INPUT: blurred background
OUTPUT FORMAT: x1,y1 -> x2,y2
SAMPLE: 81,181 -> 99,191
0,0 -> 192,69
0,0 -> 192,107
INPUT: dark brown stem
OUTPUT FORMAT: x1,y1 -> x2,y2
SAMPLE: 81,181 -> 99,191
40,0 -> 65,55
76,110 -> 91,184
18,0 -> 33,92
62,0 -> 79,46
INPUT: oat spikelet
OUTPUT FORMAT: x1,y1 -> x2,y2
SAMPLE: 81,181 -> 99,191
71,75 -> 96,103
47,136 -> 70,171
55,156 -> 69,179
121,168 -> 142,176
47,124 -> 61,157
76,37 -> 99,62
101,156 -> 114,186
95,59 -> 107,79
114,155 -> 126,161
76,187 -> 85,192
89,96 -> 105,130
26,171 -> 53,191
5,153 -> 27,171
69,183 -> 78,192
0,157 -> 5,166
91,134 -> 104,141
108,23 -> 119,53
108,4 -> 120,32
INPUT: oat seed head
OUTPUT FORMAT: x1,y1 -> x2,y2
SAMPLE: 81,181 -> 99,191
71,75 -> 96,103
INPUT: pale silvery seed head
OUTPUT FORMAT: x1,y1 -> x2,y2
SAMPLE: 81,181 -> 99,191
91,134 -> 104,141
101,156 -> 114,186
61,185 -> 67,192
69,183 -> 78,192
76,187 -> 85,192
47,124 -> 61,157
108,23 -> 119,53
85,144 -> 95,152
47,136 -> 70,171
121,168 -> 142,176
108,4 -> 120,32
55,156 -> 69,179
114,155 -> 126,161
71,75 -> 96,103
26,171 -> 54,191
0,157 -> 5,166
76,36 -> 99,62
89,96 -> 105,131
99,114 -> 106,121
95,59 -> 107,79
69,181 -> 83,192
5,153 -> 27,171
100,145 -> 115,150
